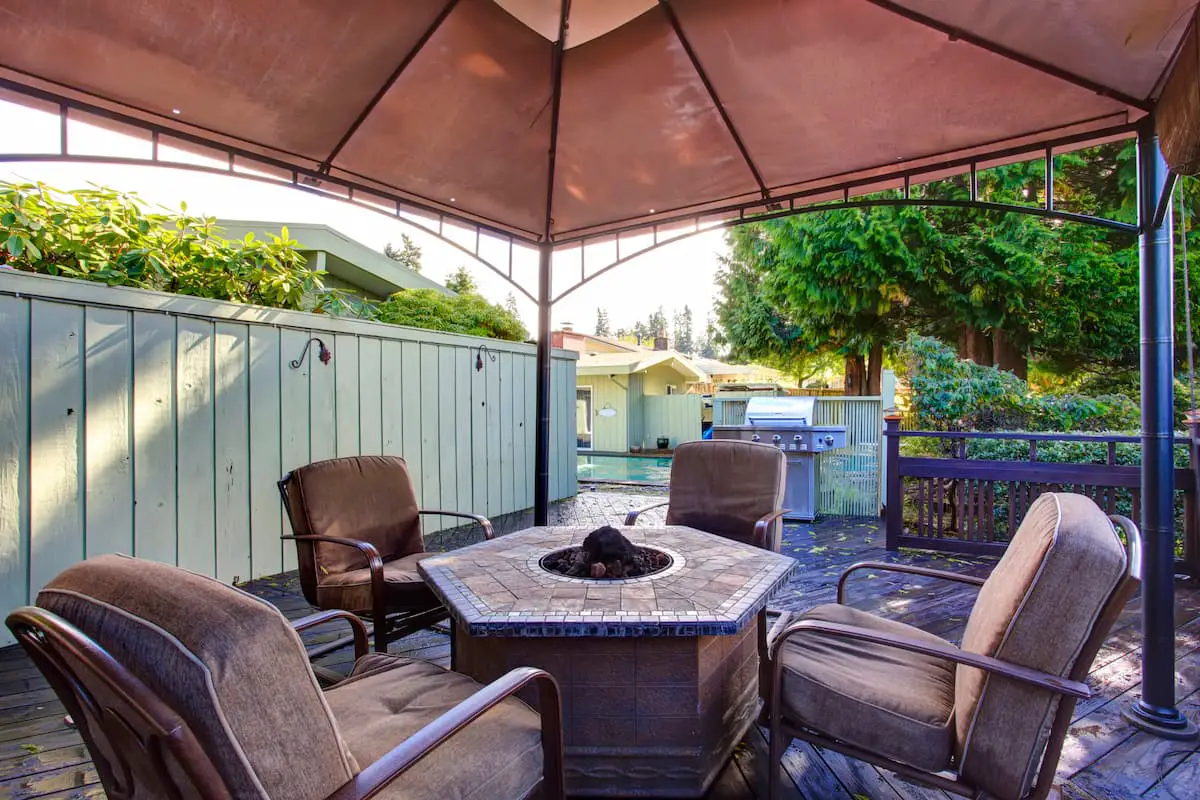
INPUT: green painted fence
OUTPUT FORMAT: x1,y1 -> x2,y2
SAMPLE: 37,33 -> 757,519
0,272 -> 578,646
640,395 -> 703,449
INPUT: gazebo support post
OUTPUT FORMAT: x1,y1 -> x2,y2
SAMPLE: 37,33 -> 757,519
534,242 -> 553,526
1124,116 -> 1199,740
534,1 -> 569,527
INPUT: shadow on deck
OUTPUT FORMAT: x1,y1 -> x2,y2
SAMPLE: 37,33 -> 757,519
1,491 -> 1198,799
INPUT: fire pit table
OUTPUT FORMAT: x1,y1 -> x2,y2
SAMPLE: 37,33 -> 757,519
418,525 -> 797,798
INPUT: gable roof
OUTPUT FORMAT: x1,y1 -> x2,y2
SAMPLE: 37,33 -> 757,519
576,350 -> 708,382
215,220 -> 450,297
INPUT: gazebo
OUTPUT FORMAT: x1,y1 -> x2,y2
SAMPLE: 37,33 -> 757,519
2,0 -> 1199,740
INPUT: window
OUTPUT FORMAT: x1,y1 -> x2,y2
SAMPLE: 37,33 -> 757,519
576,386 -> 593,450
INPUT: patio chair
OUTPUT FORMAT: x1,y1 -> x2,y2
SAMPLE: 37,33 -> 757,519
623,439 -> 788,550
279,455 -> 494,653
6,554 -> 564,800
765,492 -> 1141,800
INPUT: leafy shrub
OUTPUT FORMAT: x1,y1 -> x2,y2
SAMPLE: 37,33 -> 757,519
1,181 -> 323,310
898,333 -> 1138,432
367,288 -> 528,342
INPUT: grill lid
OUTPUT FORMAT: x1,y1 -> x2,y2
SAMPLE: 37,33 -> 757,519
744,396 -> 817,427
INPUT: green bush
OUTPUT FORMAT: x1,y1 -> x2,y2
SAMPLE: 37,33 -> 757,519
365,288 -> 528,342
898,333 -> 1138,432
1,181 -> 322,310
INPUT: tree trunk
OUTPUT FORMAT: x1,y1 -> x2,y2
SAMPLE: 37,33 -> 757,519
844,354 -> 866,396
957,325 -> 992,364
992,329 -> 1028,380
866,341 -> 884,396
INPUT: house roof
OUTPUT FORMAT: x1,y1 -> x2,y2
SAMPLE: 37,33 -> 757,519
215,220 -> 451,297
576,350 -> 708,382
691,357 -> 780,378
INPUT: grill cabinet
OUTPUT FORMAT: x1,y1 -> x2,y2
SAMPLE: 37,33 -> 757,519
711,396 -> 848,521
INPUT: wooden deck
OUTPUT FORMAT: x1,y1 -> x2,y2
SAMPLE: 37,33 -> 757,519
1,503 -> 1198,799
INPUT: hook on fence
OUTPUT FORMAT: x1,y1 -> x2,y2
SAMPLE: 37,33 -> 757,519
291,337 -> 331,369
476,344 -> 497,372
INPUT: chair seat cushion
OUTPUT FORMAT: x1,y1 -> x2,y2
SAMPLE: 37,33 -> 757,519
324,655 -> 544,800
316,553 -> 440,614
778,604 -> 956,772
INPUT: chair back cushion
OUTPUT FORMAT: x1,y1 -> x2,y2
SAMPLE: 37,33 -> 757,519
665,440 -> 786,547
284,456 -> 424,590
955,493 -> 1127,799
37,554 -> 357,800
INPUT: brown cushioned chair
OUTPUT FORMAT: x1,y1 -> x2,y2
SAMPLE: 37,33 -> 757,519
279,455 -> 494,653
765,492 -> 1141,800
7,554 -> 563,800
623,439 -> 788,550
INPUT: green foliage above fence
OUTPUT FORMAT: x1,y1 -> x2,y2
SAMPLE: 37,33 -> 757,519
0,181 -> 324,310
372,288 -> 529,342
898,333 -> 1138,432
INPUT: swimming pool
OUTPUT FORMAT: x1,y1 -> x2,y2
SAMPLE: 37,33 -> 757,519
577,453 -> 672,483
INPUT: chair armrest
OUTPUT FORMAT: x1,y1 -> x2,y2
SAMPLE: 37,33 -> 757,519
837,561 -> 987,604
769,618 -> 1089,699
753,509 -> 789,552
292,610 -> 369,662
765,610 -> 797,651
324,667 -> 565,800
418,510 -> 495,540
624,500 -> 669,526
281,535 -> 387,639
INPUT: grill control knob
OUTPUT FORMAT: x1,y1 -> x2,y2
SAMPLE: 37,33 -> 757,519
823,435 -> 835,446
751,434 -> 760,442
793,434 -> 802,441
772,434 -> 782,445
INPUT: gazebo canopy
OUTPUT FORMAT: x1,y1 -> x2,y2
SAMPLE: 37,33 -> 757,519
2,0 -> 1198,245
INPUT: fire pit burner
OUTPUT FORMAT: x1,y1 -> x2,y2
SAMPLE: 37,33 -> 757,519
539,525 -> 672,580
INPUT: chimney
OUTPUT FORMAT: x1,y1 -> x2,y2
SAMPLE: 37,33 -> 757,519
562,321 -> 574,332
653,336 -> 668,351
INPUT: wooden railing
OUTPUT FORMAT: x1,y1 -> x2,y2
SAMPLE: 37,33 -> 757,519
882,415 -> 1200,577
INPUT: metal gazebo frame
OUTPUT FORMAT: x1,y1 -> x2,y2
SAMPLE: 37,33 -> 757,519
0,0 -> 1196,743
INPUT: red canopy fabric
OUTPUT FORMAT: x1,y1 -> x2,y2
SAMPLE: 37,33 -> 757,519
0,0 -> 1195,241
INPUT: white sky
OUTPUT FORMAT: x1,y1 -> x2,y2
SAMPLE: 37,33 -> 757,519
0,99 -> 728,337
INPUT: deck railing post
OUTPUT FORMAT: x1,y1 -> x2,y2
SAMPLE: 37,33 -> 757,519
884,412 -> 902,550
1187,410 -> 1200,578
1123,117 -> 1198,740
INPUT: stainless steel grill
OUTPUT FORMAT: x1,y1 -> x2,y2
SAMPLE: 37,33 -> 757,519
711,396 -> 848,521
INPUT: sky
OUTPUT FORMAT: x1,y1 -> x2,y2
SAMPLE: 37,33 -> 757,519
0,99 -> 729,338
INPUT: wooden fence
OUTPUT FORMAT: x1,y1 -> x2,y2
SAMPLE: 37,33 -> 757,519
641,394 -> 702,450
882,417 -> 1200,576
0,272 -> 579,645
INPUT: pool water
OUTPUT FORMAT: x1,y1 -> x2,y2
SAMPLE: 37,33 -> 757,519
577,454 -> 672,483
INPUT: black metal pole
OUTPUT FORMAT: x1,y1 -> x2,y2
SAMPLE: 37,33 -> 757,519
534,0 -> 569,526
534,243 -> 553,525
1124,116 -> 1199,740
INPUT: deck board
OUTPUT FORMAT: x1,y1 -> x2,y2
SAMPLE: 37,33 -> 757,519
0,492 -> 1197,799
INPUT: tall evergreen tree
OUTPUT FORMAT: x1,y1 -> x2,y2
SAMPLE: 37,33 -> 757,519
595,307 -> 612,336
383,233 -> 422,273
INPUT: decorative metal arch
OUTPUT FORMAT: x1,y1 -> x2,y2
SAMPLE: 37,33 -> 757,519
552,179 -> 1140,305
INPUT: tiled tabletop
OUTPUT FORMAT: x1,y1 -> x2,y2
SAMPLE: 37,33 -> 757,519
418,526 -> 798,637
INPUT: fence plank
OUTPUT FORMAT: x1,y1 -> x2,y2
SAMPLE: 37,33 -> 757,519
213,322 -> 250,584
248,326 -> 283,578
485,346 -> 502,517
455,347 -> 471,514
28,301 -> 85,596
438,346 -> 458,518
131,312 -> 177,565
380,340 -> 404,458
84,307 -> 133,560
419,343 -> 441,530
470,349 -> 488,514
500,351 -> 516,514
512,352 -> 528,511
0,296 -> 30,646
399,341 -> 423,503
358,338 -> 382,457
334,334 -> 359,458
278,328 -> 311,573
175,317 -> 215,576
